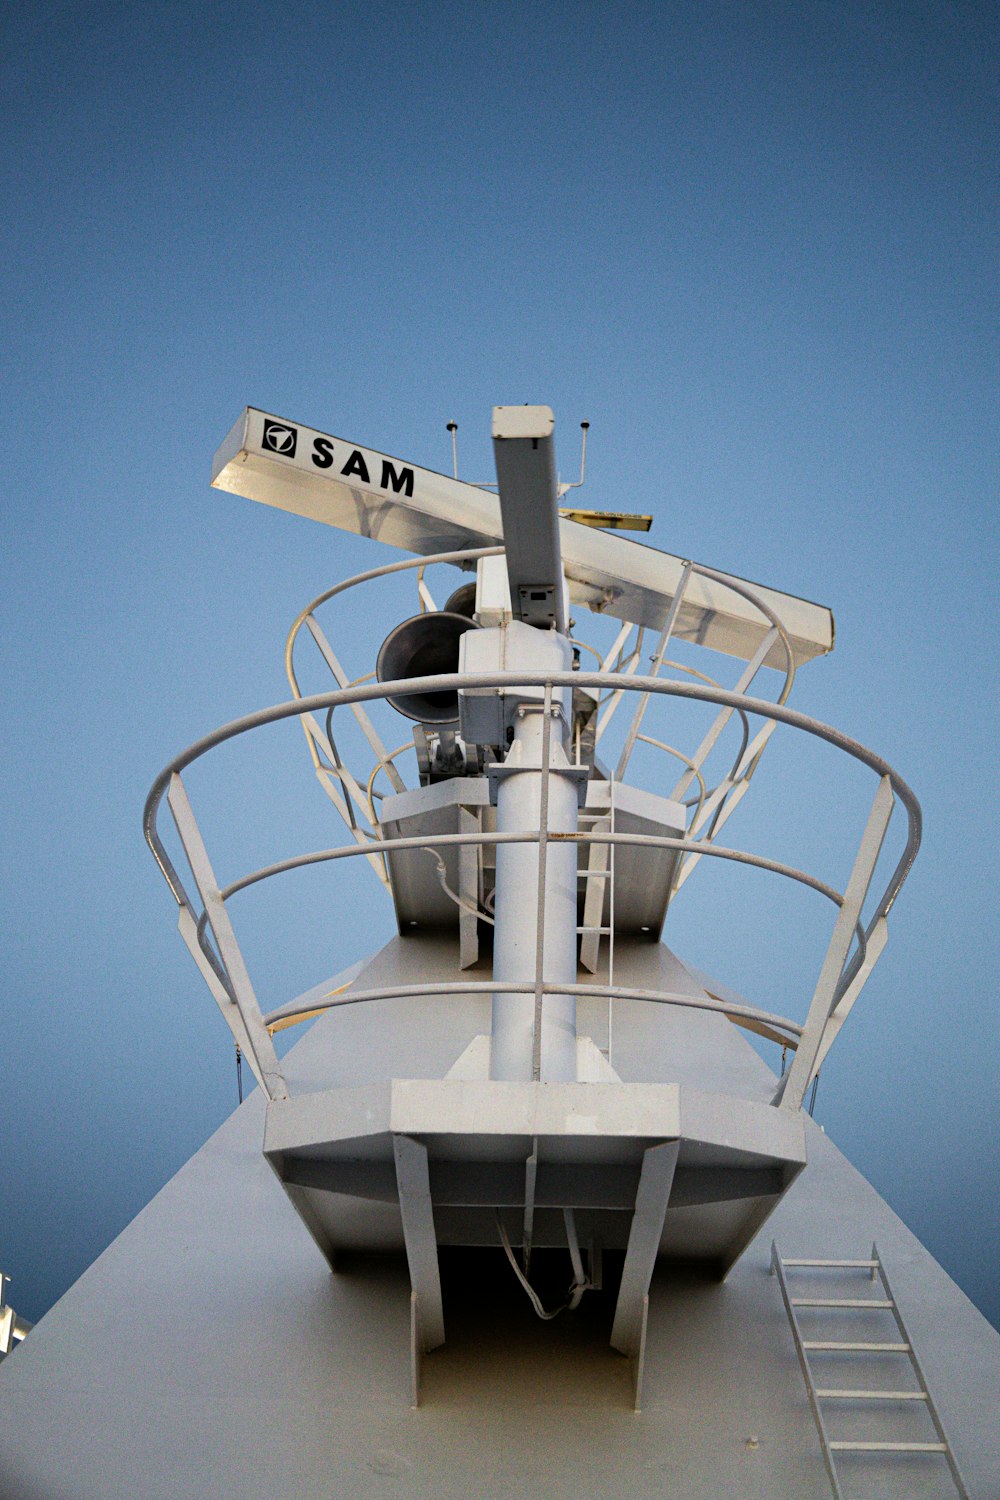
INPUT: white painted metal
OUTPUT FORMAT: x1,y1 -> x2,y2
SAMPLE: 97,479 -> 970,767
144,663 -> 922,1117
0,1274 -> 31,1359
458,619 -> 573,745
212,408 -> 835,665
3,1072 -> 996,1494
670,627 -> 779,801
610,1141 -> 680,1361
615,559 -> 692,779
392,1135 -> 445,1354
174,904 -> 272,1085
579,813 -> 610,974
304,615 -> 406,792
772,1243 -> 973,1498
809,915 -> 890,1076
491,405 -> 568,633
281,546 -> 802,919
473,553 -> 514,625
490,703 -> 579,1082
776,776 -> 894,1111
8,403 -> 999,1500
457,804 -> 480,969
166,774 -> 287,1102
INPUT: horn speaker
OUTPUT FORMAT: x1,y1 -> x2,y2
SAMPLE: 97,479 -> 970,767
376,611 -> 479,724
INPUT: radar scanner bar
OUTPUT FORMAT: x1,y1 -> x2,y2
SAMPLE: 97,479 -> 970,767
211,407 -> 834,667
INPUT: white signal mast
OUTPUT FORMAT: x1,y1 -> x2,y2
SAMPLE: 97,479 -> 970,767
1,404 -> 994,1500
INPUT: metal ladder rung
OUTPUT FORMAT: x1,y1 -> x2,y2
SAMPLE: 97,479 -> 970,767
783,1258 -> 878,1268
828,1440 -> 947,1453
791,1297 -> 894,1309
802,1340 -> 910,1352
816,1388 -> 928,1400
772,1242 -> 972,1500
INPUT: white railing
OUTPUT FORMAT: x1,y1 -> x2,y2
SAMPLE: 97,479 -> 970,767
145,658 -> 921,1117
281,548 -> 798,903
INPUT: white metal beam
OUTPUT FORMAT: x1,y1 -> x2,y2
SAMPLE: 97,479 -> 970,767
303,616 -> 406,794
392,1134 -> 445,1354
610,1140 -> 680,1363
491,405 -> 567,633
167,774 -> 288,1102
776,777 -> 895,1111
212,408 -> 835,666
458,805 -> 480,970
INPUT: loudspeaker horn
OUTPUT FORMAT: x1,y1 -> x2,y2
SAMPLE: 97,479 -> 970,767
376,611 -> 479,724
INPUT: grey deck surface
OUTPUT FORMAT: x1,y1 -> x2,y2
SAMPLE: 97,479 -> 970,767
2,937 -> 997,1499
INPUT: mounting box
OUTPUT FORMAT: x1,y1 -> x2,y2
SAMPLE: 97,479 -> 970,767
458,622 -> 574,746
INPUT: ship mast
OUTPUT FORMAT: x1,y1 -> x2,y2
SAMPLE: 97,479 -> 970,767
141,402 -> 923,1409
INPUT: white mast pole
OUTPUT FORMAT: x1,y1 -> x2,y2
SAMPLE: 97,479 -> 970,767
490,701 -> 579,1081
489,407 -> 579,1081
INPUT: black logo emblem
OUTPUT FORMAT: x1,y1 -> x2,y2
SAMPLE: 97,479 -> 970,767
262,419 -> 297,457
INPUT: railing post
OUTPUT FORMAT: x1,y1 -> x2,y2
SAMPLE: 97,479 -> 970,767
167,774 -> 288,1102
532,683 -> 554,1081
301,713 -> 390,888
616,562 -> 692,779
809,916 -> 890,1078
775,776 -> 894,1111
670,627 -> 778,802
304,616 -> 407,792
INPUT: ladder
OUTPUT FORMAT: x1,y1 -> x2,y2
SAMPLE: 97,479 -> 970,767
576,776 -> 617,1059
771,1242 -> 972,1499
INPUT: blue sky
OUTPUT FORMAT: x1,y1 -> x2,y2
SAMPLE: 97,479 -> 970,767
2,1 -> 997,1329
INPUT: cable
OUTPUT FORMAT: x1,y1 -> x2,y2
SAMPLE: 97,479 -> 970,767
495,1211 -> 591,1320
420,846 -> 495,925
808,1072 -> 820,1116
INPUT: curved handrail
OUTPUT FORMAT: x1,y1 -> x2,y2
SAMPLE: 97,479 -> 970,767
145,668 -> 920,930
688,560 -> 796,705
191,825 -> 868,1011
146,553 -> 917,1111
216,830 -> 848,909
282,548 -> 800,926
260,979 -> 804,1048
284,545 -> 506,700
146,668 -> 918,1109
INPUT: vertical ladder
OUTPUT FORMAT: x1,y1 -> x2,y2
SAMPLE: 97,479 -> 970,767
577,777 -> 617,1061
771,1242 -> 972,1499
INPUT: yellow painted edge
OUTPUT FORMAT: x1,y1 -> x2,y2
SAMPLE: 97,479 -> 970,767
267,982 -> 351,1035
559,509 -> 653,532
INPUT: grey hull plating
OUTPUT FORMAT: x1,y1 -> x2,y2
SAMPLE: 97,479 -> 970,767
1,937 -> 996,1500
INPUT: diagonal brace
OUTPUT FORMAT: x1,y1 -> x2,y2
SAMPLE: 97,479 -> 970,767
393,1134 -> 445,1352
775,776 -> 894,1111
168,774 -> 287,1101
611,1140 -> 679,1357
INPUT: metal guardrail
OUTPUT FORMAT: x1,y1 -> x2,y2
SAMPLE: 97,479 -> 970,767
281,549 -> 798,898
144,656 -> 921,1113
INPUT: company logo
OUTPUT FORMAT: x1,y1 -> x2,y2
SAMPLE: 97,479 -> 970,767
262,419 -> 297,457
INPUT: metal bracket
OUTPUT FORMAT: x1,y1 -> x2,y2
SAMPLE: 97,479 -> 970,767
393,1134 -> 445,1365
611,1140 -> 680,1409
487,760 -> 590,807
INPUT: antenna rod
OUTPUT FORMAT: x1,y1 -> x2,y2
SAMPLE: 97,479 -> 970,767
447,421 -> 458,479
